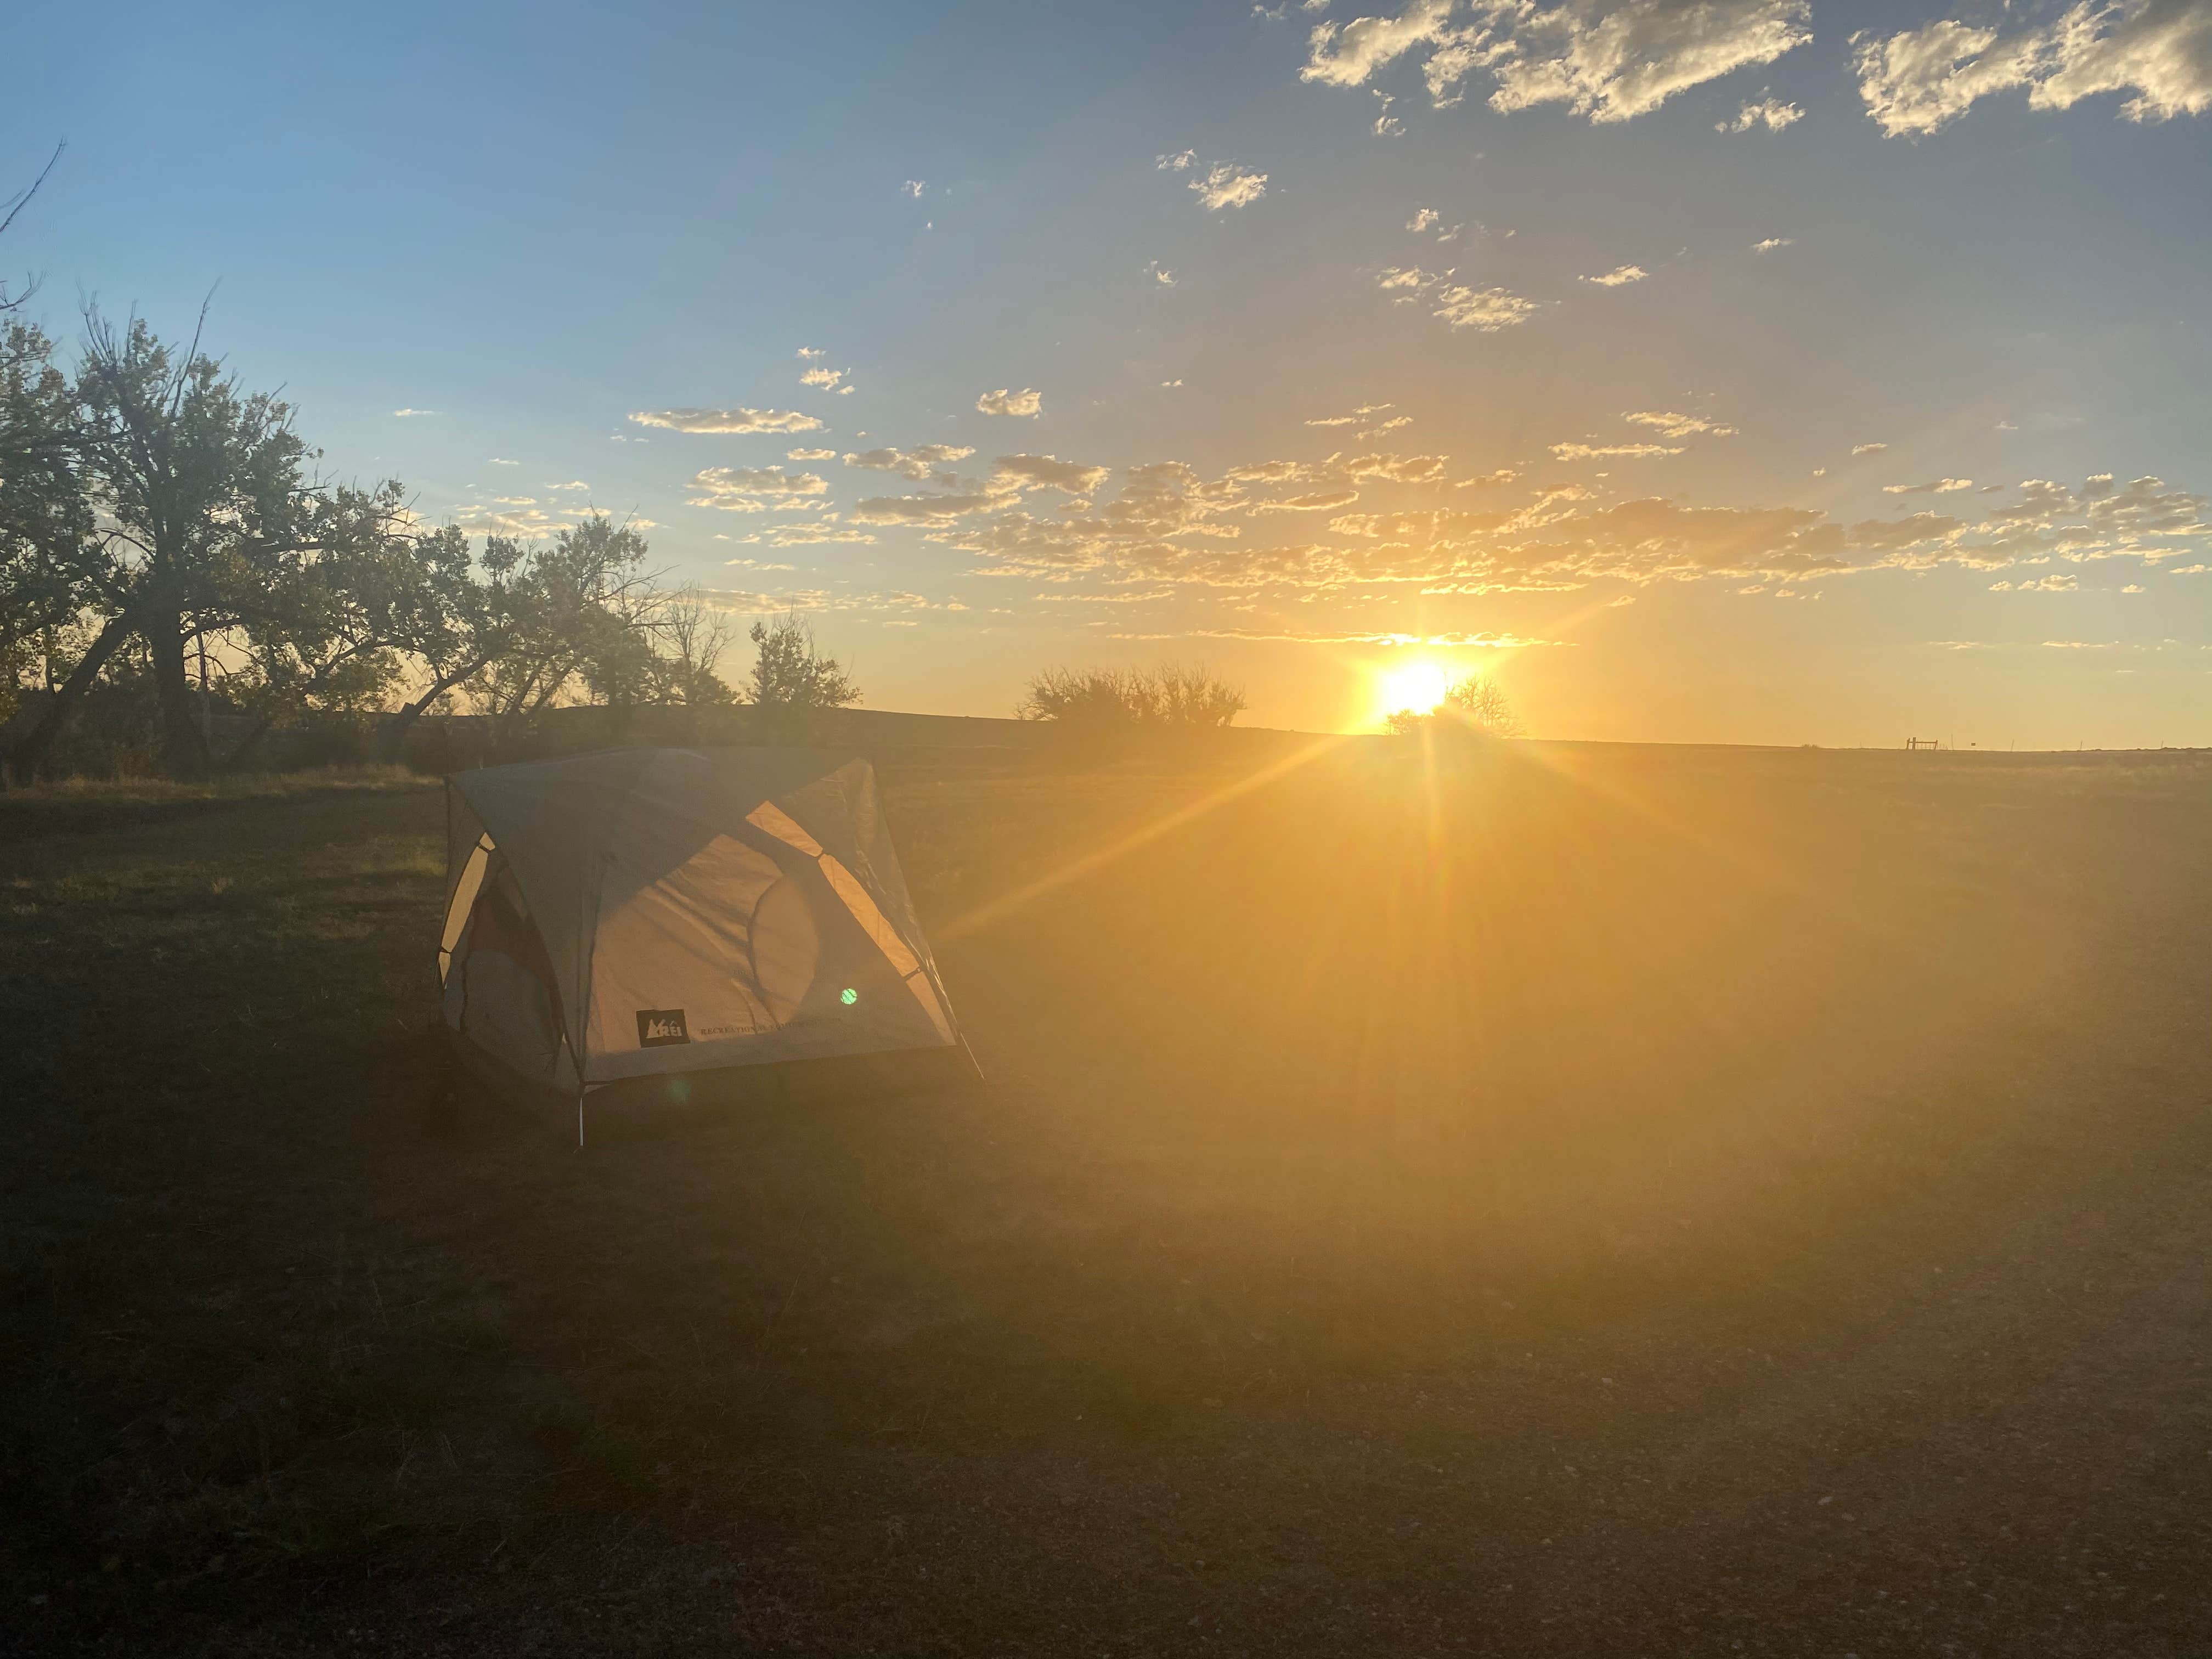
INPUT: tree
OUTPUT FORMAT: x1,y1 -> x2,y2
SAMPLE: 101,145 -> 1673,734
0,143 -> 62,318
462,515 -> 679,737
651,588 -> 737,708
0,319 -> 92,735
1386,673 -> 1525,740
2,312 -> 416,778
1016,662 -> 1246,746
745,613 -> 859,743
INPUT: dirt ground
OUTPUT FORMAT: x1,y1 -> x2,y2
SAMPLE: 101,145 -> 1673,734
4,740 -> 2210,1656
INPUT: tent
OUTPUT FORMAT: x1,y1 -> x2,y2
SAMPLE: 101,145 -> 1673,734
437,747 -> 973,1131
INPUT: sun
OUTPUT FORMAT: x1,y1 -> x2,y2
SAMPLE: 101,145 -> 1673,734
1378,659 -> 1451,719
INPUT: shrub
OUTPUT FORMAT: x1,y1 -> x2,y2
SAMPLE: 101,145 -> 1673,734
746,614 -> 861,745
1386,674 -> 1525,740
1017,663 -> 1246,747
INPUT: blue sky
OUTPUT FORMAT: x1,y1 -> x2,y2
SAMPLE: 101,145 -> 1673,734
10,0 -> 2212,743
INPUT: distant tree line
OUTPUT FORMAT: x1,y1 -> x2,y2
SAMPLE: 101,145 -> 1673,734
0,154 -> 860,781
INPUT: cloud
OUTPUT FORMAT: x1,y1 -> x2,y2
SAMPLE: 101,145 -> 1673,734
487,458 -> 520,466
1883,477 -> 1976,494
852,492 -> 1009,525
1376,266 -> 1542,332
1158,150 -> 1269,208
697,586 -> 962,617
787,447 -> 838,460
1723,94 -> 1804,130
977,387 -> 1044,417
1340,450 -> 1448,482
687,466 -> 831,512
1855,2 -> 2212,137
1582,264 -> 1649,286
1752,235 -> 1795,252
630,407 -> 826,435
392,408 -> 439,417
1624,410 -> 1737,438
1408,207 -> 1441,232
545,479 -> 590,492
1551,441 -> 1685,459
1852,442 -> 1889,456
1302,0 -> 1813,125
1195,162 -> 1269,211
902,180 -> 926,198
992,453 -> 1110,495
730,521 -> 880,548
1299,0 -> 1458,88
1841,511 -> 1964,553
1434,283 -> 1538,331
796,347 -> 826,359
1990,573 -> 2081,591
843,444 -> 977,481
453,506 -> 567,538
1301,403 -> 1410,442
1250,489 -> 1366,514
1147,261 -> 1177,285
800,366 -> 847,390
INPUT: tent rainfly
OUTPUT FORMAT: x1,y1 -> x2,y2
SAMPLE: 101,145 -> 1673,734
438,748 -> 972,1132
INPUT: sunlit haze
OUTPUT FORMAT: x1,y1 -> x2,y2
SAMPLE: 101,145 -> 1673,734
12,0 -> 2210,744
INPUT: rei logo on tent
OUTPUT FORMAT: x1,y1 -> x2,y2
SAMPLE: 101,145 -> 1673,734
636,1008 -> 691,1047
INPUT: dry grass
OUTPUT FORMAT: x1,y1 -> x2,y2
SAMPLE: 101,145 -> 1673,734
4,743 -> 2211,1655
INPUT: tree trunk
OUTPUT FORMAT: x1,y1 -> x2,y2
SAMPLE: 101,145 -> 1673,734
380,653 -> 494,763
145,608 -> 210,777
3,611 -> 132,783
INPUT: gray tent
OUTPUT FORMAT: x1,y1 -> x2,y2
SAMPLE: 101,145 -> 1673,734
438,748 -> 969,1126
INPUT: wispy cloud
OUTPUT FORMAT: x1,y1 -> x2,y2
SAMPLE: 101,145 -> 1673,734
1723,95 -> 1803,132
1857,2 -> 2212,138
392,408 -> 439,417
1300,0 -> 1812,125
1551,441 -> 1685,460
843,444 -> 977,481
1581,264 -> 1649,287
976,387 -> 1044,417
630,407 -> 826,435
1625,410 -> 1737,438
1375,266 -> 1541,332
1157,149 -> 1270,211
686,466 -> 831,512
1883,477 -> 1975,494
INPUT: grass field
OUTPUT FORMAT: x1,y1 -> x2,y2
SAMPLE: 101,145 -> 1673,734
5,740 -> 2212,1655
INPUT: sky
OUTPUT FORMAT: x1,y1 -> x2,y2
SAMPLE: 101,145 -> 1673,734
8,0 -> 2212,746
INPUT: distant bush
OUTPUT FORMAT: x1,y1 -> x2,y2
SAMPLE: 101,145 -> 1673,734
747,613 -> 860,745
1017,663 -> 1246,746
1387,674 -> 1525,740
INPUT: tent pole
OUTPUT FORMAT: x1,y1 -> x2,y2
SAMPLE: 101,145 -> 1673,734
576,1085 -> 585,1150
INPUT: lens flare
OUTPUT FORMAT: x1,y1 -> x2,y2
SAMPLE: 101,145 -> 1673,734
1378,661 -> 1451,720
